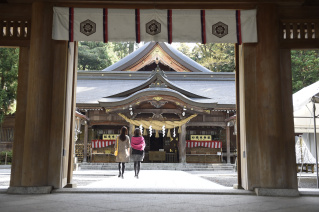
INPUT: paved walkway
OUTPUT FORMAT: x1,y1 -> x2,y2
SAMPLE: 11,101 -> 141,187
1,168 -> 319,211
77,170 -> 229,189
53,170 -> 251,195
1,191 -> 319,212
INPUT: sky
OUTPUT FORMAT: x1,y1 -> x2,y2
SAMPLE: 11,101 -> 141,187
171,42 -> 197,50
136,42 -> 197,51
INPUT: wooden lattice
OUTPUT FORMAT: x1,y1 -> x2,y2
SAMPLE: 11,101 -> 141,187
281,19 -> 319,40
0,19 -> 31,40
75,143 -> 91,162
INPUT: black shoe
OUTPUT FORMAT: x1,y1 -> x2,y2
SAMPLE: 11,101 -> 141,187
121,174 -> 124,179
118,173 -> 121,178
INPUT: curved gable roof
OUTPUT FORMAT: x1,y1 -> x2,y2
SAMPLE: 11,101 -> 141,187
99,87 -> 216,108
102,42 -> 156,72
105,67 -> 209,99
101,42 -> 211,73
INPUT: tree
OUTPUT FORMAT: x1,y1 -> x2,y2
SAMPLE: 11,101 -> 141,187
113,42 -> 137,60
78,41 -> 118,70
291,50 -> 319,93
178,43 -> 235,72
77,41 -> 138,71
192,43 -> 235,72
0,48 -> 19,124
177,43 -> 192,57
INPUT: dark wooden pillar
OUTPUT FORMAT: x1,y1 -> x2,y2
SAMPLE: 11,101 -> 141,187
129,123 -> 134,138
83,122 -> 88,163
67,42 -> 78,187
9,2 -> 75,192
239,5 -> 298,194
178,124 -> 186,163
279,49 -> 297,188
235,43 -> 242,188
226,125 -> 231,164
19,2 -> 54,187
10,47 -> 29,187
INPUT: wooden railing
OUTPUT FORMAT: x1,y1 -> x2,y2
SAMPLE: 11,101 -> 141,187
0,19 -> 31,40
0,128 -> 14,143
281,19 -> 319,48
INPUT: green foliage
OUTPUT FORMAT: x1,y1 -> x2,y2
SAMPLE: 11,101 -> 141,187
177,43 -> 192,57
77,41 -> 137,70
291,50 -> 319,93
78,41 -> 118,70
0,48 -> 19,124
113,42 -> 136,60
0,150 -> 12,164
178,43 -> 235,72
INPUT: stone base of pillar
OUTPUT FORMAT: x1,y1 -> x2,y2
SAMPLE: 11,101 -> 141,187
7,186 -> 52,194
254,188 -> 299,197
233,184 -> 243,189
64,183 -> 77,188
73,163 -> 79,171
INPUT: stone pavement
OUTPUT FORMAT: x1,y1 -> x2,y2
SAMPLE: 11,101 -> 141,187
1,191 -> 319,212
53,170 -> 252,195
74,170 -> 231,189
1,167 -> 319,211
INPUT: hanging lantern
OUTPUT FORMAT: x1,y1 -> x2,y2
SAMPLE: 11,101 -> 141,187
167,128 -> 171,138
132,126 -> 135,135
173,127 -> 176,137
140,124 -> 143,135
162,125 -> 165,137
155,130 -> 159,138
129,106 -> 133,116
149,125 -> 152,137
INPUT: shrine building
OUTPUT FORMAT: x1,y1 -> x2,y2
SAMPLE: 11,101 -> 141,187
1,0 -> 319,195
75,42 -> 237,164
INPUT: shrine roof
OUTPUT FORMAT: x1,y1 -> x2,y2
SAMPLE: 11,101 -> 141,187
76,74 -> 235,107
77,41 -> 235,109
101,42 -> 211,73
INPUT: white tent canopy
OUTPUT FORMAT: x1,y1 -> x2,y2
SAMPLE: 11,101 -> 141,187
295,136 -> 316,164
293,81 -> 319,133
293,81 -> 319,188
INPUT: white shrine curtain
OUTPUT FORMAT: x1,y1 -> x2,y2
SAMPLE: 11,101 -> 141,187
52,7 -> 257,44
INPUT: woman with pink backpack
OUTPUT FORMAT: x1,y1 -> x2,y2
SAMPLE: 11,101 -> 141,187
130,128 -> 145,178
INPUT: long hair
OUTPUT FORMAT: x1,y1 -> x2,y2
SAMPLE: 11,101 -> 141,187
134,128 -> 142,137
119,126 -> 128,141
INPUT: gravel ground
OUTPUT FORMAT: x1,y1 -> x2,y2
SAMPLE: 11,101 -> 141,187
202,176 -> 319,189
297,177 -> 319,189
201,175 -> 238,187
0,172 -> 10,186
73,174 -> 115,187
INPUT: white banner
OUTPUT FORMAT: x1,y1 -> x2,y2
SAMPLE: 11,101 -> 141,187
205,10 -> 237,44
140,9 -> 168,42
108,9 -> 136,42
172,10 -> 202,43
52,7 -> 257,44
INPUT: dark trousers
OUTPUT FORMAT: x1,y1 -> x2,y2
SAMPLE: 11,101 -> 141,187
134,161 -> 141,176
118,163 -> 125,176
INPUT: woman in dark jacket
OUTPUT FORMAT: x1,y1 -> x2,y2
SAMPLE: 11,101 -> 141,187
130,128 -> 145,178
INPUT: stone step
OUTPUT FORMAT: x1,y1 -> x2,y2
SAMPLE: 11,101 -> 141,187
79,163 -> 234,171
